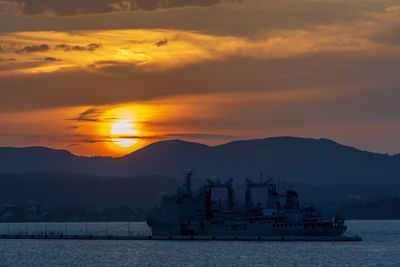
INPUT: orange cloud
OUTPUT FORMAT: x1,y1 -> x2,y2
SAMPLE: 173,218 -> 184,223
0,20 -> 398,76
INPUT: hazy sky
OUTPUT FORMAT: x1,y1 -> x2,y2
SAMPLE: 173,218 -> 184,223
1,0 -> 400,156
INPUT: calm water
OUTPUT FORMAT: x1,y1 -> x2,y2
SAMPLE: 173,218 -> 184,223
0,220 -> 399,266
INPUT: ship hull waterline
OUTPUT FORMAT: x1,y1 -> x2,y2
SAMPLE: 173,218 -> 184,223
0,234 -> 362,241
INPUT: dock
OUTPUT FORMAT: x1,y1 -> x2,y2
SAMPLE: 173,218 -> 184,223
0,234 -> 362,241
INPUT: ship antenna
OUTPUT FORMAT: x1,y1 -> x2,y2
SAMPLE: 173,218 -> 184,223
277,175 -> 279,193
283,168 -> 286,192
185,168 -> 194,194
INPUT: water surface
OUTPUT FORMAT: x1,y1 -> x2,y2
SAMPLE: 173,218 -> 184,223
0,220 -> 399,266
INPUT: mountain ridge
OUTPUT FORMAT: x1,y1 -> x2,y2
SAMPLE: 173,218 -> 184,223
0,137 -> 399,185
1,137 -> 390,159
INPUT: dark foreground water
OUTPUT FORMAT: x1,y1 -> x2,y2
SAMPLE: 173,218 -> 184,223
0,220 -> 399,266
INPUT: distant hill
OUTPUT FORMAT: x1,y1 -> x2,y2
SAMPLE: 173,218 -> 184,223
1,137 -> 399,185
331,198 -> 400,219
1,172 -> 400,211
0,172 -> 180,208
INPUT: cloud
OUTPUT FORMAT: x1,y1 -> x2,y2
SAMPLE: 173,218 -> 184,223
15,44 -> 49,54
72,45 -> 86,51
87,43 -> 100,51
88,61 -> 138,73
110,135 -> 160,140
71,107 -> 105,122
55,43 -> 101,51
56,44 -> 70,51
0,0 -> 18,15
91,132 -> 233,141
66,143 -> 79,147
2,0 -> 221,16
155,39 -> 168,47
0,58 -> 16,61
0,0 -> 394,36
79,138 -> 113,144
2,20 -> 393,76
44,56 -> 59,61
165,133 -> 233,139
103,133 -> 233,141
1,50 -> 395,112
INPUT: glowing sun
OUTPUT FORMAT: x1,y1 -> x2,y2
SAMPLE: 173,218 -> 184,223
110,119 -> 139,148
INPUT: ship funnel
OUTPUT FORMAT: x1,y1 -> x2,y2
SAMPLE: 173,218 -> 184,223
285,190 -> 300,209
267,189 -> 280,209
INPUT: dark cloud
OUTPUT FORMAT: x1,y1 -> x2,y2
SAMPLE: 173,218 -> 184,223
73,45 -> 86,51
371,26 -> 400,46
44,57 -> 59,61
79,139 -> 113,144
0,60 -> 43,72
4,0 -> 221,16
66,143 -> 79,147
1,58 -> 76,73
113,135 -> 160,140
165,133 -> 233,139
113,133 -> 233,140
56,43 -> 101,51
66,125 -> 79,129
155,39 -> 168,47
71,107 -> 104,122
0,58 -> 16,62
56,44 -> 70,51
0,0 -> 393,38
15,44 -> 49,54
87,43 -> 101,51
93,60 -> 121,65
88,61 -> 138,73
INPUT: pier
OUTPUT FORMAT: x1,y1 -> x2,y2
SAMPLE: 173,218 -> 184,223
0,234 -> 362,241
0,222 -> 362,241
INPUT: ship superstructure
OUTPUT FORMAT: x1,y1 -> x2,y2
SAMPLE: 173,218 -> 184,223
147,171 -> 347,237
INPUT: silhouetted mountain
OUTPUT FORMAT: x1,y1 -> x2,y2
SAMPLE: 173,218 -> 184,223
331,198 -> 400,219
288,182 -> 400,210
1,172 -> 399,213
0,172 -> 180,208
1,137 -> 399,185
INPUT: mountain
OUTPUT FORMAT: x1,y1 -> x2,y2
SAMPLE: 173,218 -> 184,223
1,137 -> 399,185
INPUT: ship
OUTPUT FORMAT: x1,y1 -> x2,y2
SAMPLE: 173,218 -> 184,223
147,170 -> 347,237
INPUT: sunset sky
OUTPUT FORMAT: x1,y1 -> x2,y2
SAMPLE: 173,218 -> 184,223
1,0 -> 400,156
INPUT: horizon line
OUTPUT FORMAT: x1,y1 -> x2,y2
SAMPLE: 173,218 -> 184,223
0,136 -> 397,158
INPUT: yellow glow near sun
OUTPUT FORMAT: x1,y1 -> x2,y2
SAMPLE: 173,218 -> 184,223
93,104 -> 161,154
110,119 -> 139,148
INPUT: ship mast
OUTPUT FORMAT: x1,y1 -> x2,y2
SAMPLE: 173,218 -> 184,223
184,169 -> 195,194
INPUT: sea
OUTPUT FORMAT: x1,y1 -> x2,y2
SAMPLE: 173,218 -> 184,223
0,220 -> 399,266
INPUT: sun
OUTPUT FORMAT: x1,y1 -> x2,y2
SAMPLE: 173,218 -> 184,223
110,119 -> 139,148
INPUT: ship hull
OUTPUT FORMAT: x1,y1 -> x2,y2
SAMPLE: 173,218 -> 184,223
150,220 -> 346,237
148,235 -> 361,241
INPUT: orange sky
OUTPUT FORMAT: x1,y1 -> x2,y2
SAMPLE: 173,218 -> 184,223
1,0 -> 400,156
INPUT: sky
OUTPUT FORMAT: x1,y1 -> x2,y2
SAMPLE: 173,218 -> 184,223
0,0 -> 400,157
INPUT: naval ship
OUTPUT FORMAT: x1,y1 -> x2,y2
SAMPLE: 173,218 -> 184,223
147,171 -> 347,237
